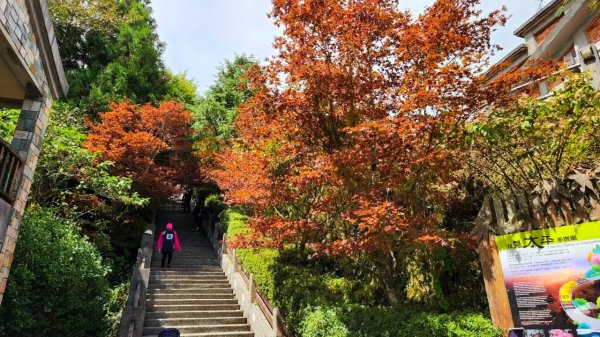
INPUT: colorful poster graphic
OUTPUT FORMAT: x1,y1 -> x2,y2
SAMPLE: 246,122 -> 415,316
497,221 -> 600,337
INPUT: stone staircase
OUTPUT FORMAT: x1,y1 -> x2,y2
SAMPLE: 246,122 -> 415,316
142,211 -> 254,337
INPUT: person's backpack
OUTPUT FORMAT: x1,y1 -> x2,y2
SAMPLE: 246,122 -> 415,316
158,328 -> 180,337
162,230 -> 175,252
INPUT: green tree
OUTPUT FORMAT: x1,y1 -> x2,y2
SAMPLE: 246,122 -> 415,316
85,1 -> 168,113
467,72 -> 600,194
51,0 -> 184,114
30,102 -> 148,284
30,102 -> 147,214
164,71 -> 200,105
0,108 -> 19,143
49,0 -> 124,35
192,55 -> 257,153
0,207 -> 110,337
558,0 -> 600,14
49,0 -> 124,72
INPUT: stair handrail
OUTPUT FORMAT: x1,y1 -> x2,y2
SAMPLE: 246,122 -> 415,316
220,232 -> 296,337
118,229 -> 154,337
199,213 -> 296,337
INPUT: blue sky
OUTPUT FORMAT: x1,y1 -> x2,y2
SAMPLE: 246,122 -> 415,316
152,0 -> 550,94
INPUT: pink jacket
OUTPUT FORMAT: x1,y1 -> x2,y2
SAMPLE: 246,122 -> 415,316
157,230 -> 182,252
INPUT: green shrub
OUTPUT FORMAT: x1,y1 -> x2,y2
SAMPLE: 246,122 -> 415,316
104,282 -> 129,337
205,193 -> 225,212
0,108 -> 19,143
300,307 -> 349,337
0,207 -> 110,337
223,208 -> 497,337
299,306 -> 501,337
337,306 -> 501,337
222,207 -> 249,237
224,208 -> 278,300
237,248 -> 278,301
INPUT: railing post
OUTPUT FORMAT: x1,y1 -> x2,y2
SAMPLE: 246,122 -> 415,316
118,228 -> 154,337
220,233 -> 227,266
249,273 -> 256,303
272,307 -> 280,337
128,321 -> 134,337
212,221 -> 219,251
233,248 -> 239,272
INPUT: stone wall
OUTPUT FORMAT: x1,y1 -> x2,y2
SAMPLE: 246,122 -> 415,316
0,0 -> 58,304
0,96 -> 51,303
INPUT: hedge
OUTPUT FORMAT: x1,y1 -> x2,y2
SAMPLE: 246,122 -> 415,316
223,208 -> 500,337
301,306 -> 502,337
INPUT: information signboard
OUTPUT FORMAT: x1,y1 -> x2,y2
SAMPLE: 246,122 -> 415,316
497,221 -> 600,337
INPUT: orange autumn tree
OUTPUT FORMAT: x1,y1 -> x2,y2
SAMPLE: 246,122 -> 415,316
212,0 -> 537,303
85,101 -> 197,201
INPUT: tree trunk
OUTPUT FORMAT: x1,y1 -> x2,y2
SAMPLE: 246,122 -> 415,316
385,283 -> 400,305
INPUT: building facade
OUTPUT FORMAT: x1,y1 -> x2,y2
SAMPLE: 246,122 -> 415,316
490,0 -> 600,94
0,0 -> 67,304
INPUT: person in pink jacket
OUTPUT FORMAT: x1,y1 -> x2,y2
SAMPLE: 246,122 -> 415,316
157,223 -> 181,268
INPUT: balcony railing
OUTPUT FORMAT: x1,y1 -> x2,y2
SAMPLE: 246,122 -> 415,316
0,140 -> 23,204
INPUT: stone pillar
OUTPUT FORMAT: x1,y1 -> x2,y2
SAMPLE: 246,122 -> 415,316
0,94 -> 52,304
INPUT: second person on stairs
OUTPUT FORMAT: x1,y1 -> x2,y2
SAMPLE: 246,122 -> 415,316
157,223 -> 182,269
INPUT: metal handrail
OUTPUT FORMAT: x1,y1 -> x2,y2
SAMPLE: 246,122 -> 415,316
0,140 -> 23,205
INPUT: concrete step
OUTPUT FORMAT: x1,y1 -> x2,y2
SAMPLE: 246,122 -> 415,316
152,254 -> 216,257
150,267 -> 223,272
150,259 -> 217,263
150,262 -> 219,266
149,280 -> 230,286
142,332 -> 254,337
152,264 -> 224,272
152,255 -> 217,263
149,276 -> 228,280
150,275 -> 228,281
152,253 -> 217,257
150,271 -> 225,277
147,293 -> 235,300
146,304 -> 241,311
148,284 -> 232,290
143,324 -> 251,335
145,310 -> 244,320
150,258 -> 218,262
147,299 -> 239,306
147,288 -> 233,295
144,316 -> 247,327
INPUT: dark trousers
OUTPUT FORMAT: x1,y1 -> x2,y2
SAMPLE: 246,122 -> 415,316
161,251 -> 173,267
